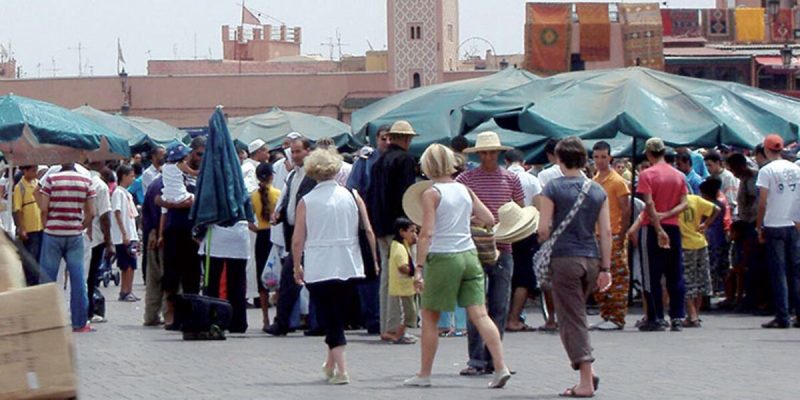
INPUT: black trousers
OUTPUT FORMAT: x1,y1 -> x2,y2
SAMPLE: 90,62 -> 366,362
275,255 -> 302,332
204,257 -> 248,333
307,279 -> 355,349
254,229 -> 272,293
163,226 -> 201,295
86,244 -> 105,317
141,230 -> 149,281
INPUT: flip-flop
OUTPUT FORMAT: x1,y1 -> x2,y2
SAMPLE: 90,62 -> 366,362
559,386 -> 594,398
538,324 -> 558,333
506,324 -> 536,332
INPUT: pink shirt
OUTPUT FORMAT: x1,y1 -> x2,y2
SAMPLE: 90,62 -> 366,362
636,162 -> 687,227
456,166 -> 524,252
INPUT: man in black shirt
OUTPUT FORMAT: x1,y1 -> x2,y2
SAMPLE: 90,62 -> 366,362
367,120 -> 417,338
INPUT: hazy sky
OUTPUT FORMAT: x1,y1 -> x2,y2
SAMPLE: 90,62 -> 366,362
0,0 -> 713,78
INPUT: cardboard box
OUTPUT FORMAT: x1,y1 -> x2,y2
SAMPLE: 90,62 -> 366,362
0,284 -> 77,400
0,234 -> 25,292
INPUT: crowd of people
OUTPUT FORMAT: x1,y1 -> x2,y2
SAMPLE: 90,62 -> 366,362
5,117 -> 800,395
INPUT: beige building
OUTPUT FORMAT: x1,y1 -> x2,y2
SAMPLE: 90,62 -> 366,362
0,0 -> 492,128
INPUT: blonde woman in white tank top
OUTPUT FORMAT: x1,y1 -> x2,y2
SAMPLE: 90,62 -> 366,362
403,144 -> 512,389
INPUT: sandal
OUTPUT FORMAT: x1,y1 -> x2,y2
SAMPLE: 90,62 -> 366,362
393,335 -> 416,345
506,324 -> 536,332
559,386 -> 594,398
538,323 -> 558,333
681,318 -> 702,328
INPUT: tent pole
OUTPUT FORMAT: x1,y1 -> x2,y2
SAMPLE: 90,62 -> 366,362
628,136 -> 638,306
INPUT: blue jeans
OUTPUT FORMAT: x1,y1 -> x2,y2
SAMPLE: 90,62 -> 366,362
39,234 -> 88,329
438,307 -> 467,331
466,251 -> 513,370
764,227 -> 800,324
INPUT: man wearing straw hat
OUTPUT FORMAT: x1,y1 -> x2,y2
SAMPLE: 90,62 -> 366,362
367,120 -> 418,338
456,131 -> 524,376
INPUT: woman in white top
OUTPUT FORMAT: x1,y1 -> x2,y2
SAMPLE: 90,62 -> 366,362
403,144 -> 511,389
292,148 -> 379,386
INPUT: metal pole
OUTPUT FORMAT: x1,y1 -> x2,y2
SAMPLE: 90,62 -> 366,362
628,136 -> 638,306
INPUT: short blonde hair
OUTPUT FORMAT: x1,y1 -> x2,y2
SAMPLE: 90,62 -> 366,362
420,143 -> 457,179
304,148 -> 342,181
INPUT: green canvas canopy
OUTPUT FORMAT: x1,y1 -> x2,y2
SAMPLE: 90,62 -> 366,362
351,68 -> 539,155
228,107 -> 357,151
0,94 -> 129,165
73,105 -> 184,153
460,67 -> 800,151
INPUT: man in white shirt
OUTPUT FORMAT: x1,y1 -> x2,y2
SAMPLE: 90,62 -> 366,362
756,135 -> 800,329
704,150 -> 739,215
504,149 -> 541,206
85,162 -> 114,323
535,139 -> 564,191
141,146 -> 165,194
242,139 -> 270,194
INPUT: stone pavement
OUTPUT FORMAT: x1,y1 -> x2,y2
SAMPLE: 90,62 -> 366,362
71,275 -> 797,400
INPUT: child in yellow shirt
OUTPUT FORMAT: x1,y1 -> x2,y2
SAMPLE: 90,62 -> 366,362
387,217 -> 418,344
678,179 -> 721,327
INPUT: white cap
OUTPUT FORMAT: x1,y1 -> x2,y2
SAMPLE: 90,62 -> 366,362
247,139 -> 267,154
286,132 -> 302,140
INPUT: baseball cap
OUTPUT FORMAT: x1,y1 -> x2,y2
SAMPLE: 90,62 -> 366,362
247,139 -> 267,154
166,143 -> 191,163
764,134 -> 784,152
645,137 -> 666,154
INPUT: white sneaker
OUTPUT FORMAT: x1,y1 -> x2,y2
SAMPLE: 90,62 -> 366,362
488,367 -> 511,389
403,375 -> 431,387
590,320 -> 623,331
90,315 -> 107,323
328,373 -> 350,385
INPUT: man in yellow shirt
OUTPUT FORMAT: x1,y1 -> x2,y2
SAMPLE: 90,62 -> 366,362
590,142 -> 632,330
679,181 -> 720,328
13,166 -> 44,272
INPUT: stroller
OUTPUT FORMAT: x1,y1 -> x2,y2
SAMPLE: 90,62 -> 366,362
96,251 -> 120,288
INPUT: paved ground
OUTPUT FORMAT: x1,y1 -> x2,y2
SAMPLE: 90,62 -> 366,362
71,274 -> 798,400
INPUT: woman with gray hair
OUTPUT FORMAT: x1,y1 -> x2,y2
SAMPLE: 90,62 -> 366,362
292,148 -> 379,385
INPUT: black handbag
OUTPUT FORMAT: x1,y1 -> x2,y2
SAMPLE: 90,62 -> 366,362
349,189 -> 376,279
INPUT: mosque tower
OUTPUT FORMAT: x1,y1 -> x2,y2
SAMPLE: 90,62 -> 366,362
387,0 -> 459,90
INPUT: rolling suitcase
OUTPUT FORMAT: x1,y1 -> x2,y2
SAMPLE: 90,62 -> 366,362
173,294 -> 233,340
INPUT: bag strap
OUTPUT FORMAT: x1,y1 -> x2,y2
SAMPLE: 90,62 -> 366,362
347,188 -> 365,230
546,178 -> 592,247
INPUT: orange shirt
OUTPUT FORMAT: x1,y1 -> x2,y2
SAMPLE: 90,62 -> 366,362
594,170 -> 631,235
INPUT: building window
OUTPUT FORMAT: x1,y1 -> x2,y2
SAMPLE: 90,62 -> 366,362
410,25 -> 422,40
412,72 -> 421,88
447,24 -> 454,42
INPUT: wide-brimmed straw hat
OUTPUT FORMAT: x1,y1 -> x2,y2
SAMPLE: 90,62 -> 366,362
402,180 -> 434,225
494,202 -> 539,244
389,120 -> 417,136
463,131 -> 512,153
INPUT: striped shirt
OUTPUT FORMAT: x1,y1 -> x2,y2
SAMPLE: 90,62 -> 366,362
41,171 -> 96,236
456,166 -> 524,252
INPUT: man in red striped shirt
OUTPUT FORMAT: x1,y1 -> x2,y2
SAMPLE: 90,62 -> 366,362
456,131 -> 524,376
40,163 -> 97,332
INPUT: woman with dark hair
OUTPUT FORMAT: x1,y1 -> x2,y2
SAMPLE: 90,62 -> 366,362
537,136 -> 612,398
250,162 -> 281,331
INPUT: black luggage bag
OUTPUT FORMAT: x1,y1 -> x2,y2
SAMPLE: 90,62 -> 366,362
173,294 -> 233,340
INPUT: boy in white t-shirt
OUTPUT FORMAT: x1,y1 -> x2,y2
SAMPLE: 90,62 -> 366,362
112,164 -> 140,302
